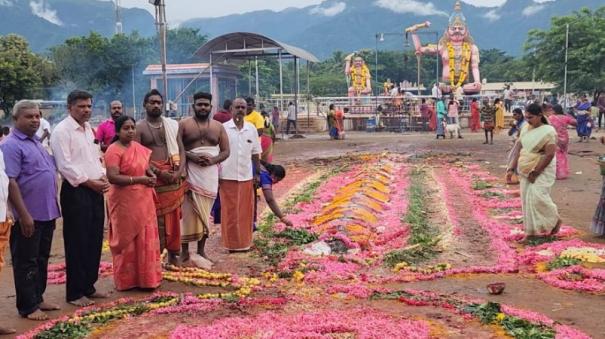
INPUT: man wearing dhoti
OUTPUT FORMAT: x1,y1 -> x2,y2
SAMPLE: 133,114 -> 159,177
180,92 -> 229,265
136,89 -> 186,265
220,98 -> 262,251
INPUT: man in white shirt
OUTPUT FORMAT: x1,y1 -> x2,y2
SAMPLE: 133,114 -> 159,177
286,102 -> 297,135
35,116 -> 51,153
0,148 -> 15,335
431,83 -> 441,98
219,98 -> 261,252
50,90 -> 109,307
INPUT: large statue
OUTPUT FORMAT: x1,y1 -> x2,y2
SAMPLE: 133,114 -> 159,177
344,53 -> 372,97
408,0 -> 481,94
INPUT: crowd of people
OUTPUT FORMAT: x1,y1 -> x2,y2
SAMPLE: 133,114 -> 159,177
0,89 -> 293,332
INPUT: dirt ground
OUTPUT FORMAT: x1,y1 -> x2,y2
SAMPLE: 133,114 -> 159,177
2,129 -> 605,338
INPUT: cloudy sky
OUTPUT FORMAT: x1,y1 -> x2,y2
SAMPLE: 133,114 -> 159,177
117,0 -> 530,23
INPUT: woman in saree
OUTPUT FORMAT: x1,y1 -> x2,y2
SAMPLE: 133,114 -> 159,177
105,116 -> 162,291
548,104 -> 577,180
507,103 -> 561,242
258,161 -> 293,226
494,98 -> 506,131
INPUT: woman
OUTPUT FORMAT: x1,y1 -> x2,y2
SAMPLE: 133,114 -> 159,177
507,103 -> 561,242
494,98 -> 506,131
335,107 -> 345,140
259,161 -> 293,226
591,136 -> 605,237
470,98 -> 481,132
435,98 -> 446,139
260,112 -> 275,162
447,98 -> 459,124
575,96 -> 592,142
428,99 -> 437,131
548,104 -> 577,179
105,116 -> 162,291
327,104 -> 338,139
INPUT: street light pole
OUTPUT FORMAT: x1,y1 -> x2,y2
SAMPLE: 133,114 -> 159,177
149,0 -> 168,112
375,33 -> 379,95
563,23 -> 569,109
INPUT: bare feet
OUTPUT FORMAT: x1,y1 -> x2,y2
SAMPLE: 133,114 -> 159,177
179,252 -> 190,265
69,296 -> 94,307
39,301 -> 61,311
26,309 -> 48,321
550,219 -> 562,235
0,326 -> 16,335
88,291 -> 109,299
197,251 -> 214,264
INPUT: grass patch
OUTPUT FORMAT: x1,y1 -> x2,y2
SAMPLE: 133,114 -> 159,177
481,191 -> 504,199
464,302 -> 555,339
472,180 -> 493,190
546,256 -> 581,271
525,236 -> 558,247
384,169 -> 439,267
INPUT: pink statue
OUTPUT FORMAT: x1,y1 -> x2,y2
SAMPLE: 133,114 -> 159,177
408,1 -> 481,94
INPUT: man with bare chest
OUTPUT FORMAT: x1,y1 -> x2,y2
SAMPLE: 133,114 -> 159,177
179,92 -> 229,267
136,89 -> 186,266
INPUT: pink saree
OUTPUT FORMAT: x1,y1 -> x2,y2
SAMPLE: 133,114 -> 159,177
105,142 -> 162,290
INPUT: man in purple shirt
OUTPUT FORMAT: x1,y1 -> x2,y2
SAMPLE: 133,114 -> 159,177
1,100 -> 61,321
95,100 -> 122,152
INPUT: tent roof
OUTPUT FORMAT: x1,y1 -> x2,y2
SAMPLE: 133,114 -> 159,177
193,32 -> 319,63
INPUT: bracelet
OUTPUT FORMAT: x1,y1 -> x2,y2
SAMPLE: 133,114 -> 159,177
129,176 -> 133,185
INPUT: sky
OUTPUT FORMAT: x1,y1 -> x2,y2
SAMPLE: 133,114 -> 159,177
116,0 -> 547,23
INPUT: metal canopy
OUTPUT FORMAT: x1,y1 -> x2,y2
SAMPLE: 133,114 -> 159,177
193,32 -> 319,63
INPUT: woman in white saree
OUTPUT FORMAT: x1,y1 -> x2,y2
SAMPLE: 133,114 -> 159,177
507,103 -> 561,242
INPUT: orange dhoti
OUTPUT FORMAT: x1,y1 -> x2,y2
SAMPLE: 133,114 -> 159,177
0,219 -> 11,271
219,179 -> 254,251
152,160 -> 186,254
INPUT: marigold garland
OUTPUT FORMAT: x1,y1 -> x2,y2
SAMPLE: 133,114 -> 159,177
447,42 -> 471,89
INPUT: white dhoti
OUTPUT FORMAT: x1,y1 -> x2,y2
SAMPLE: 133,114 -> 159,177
181,146 -> 219,243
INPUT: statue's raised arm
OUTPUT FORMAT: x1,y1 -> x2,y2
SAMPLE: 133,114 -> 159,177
407,21 -> 437,55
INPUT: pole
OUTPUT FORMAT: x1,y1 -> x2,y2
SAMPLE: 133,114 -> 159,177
255,56 -> 260,101
563,23 -> 569,109
435,32 -> 439,90
375,34 -> 379,95
279,50 -> 283,112
306,60 -> 310,130
417,56 -> 421,96
131,65 -> 137,119
248,60 -> 252,97
294,57 -> 299,135
158,0 -> 168,112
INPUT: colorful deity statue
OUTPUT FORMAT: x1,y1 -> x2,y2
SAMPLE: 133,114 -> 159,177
345,53 -> 372,97
408,0 -> 481,94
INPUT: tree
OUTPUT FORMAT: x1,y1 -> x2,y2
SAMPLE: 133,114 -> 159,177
0,34 -> 58,110
525,7 -> 605,93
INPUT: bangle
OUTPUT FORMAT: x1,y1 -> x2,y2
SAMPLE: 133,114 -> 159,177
129,176 -> 133,185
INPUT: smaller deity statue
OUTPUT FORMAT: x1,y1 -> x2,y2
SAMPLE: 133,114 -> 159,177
383,78 -> 394,95
345,53 -> 372,97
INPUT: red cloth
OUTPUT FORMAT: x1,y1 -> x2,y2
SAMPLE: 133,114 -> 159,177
470,101 -> 481,132
151,159 -> 186,253
428,106 -> 437,131
105,142 -> 161,290
213,110 -> 232,123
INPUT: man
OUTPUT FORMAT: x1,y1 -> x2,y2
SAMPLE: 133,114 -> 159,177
179,92 -> 229,266
244,97 -> 265,136
95,100 -> 123,152
503,85 -> 514,112
597,92 -> 605,130
51,91 -> 108,307
2,100 -> 61,321
480,98 -> 496,145
219,97 -> 261,252
136,89 -> 186,266
213,99 -> 232,123
271,106 -> 280,134
508,108 -> 526,141
0,138 -> 15,334
419,98 -> 429,131
286,102 -> 297,135
431,83 -> 441,98
35,113 -> 52,154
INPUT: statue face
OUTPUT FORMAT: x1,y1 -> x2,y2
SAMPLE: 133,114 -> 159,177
448,24 -> 467,43
353,57 -> 363,67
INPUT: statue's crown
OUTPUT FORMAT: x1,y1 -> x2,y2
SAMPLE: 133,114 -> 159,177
449,0 -> 466,27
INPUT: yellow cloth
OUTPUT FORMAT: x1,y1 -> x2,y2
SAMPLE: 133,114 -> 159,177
244,110 -> 265,130
517,124 -> 559,236
495,104 -> 505,130
0,220 -> 11,271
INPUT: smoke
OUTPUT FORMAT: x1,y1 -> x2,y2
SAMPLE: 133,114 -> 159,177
29,0 -> 64,26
